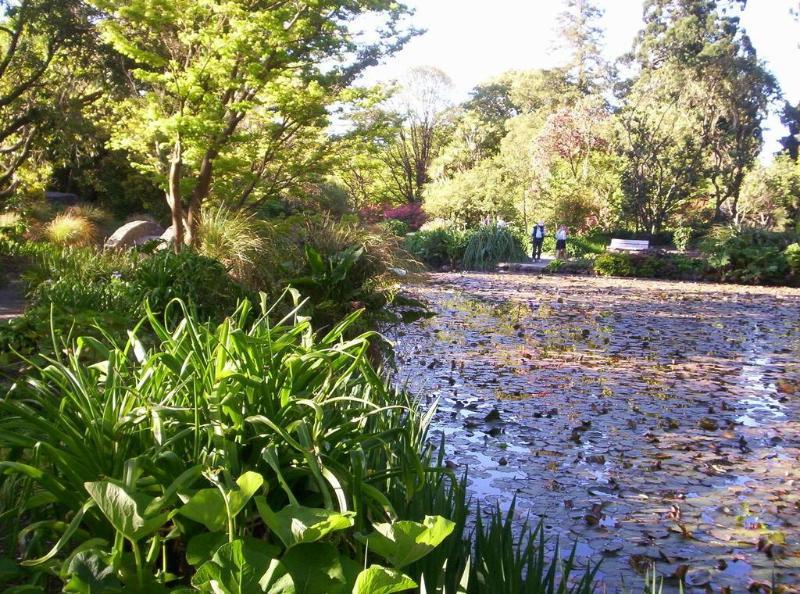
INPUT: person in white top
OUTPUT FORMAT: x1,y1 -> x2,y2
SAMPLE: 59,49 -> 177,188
555,225 -> 568,260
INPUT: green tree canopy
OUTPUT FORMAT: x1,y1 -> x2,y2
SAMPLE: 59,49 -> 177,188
93,0 -> 414,247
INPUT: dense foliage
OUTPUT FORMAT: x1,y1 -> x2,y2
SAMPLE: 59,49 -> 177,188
0,298 -> 599,593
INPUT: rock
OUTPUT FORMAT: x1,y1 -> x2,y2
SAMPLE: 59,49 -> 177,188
105,220 -> 164,250
160,225 -> 177,246
45,191 -> 80,207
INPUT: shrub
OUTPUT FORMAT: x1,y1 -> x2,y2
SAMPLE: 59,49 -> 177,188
593,252 -> 635,277
405,226 -> 472,269
784,243 -> 800,277
701,227 -> 797,285
384,202 -> 426,230
65,203 -> 115,232
132,250 -> 251,321
1,246 -> 252,365
541,233 -> 608,259
594,251 -> 709,280
358,203 -> 384,224
198,206 -> 267,286
462,224 -> 526,271
380,218 -> 411,236
673,226 -> 693,252
257,214 -> 413,329
44,212 -> 100,247
0,211 -> 25,240
31,274 -> 139,318
545,257 -> 593,275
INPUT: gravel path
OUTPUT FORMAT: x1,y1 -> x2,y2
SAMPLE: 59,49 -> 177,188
0,278 -> 25,321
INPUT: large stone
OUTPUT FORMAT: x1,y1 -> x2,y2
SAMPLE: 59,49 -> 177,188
104,220 -> 164,250
45,191 -> 80,207
160,225 -> 176,244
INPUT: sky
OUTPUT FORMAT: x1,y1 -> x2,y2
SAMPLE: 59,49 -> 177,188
361,0 -> 800,160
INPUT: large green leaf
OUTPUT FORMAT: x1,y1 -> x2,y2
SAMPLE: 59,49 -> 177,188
84,481 -> 168,542
352,566 -> 416,594
63,550 -> 121,593
179,472 -> 265,532
280,543 -> 347,594
186,533 -> 227,567
191,539 -> 293,594
255,499 -> 354,549
355,516 -> 455,568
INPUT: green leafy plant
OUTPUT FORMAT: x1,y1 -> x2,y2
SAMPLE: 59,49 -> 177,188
0,295 -> 456,591
470,500 -> 598,594
405,227 -> 471,269
381,219 -> 411,237
593,252 -> 635,277
785,242 -> 800,277
673,226 -> 693,252
701,227 -> 796,285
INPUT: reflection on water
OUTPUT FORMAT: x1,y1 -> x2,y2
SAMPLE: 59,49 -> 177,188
389,272 -> 800,593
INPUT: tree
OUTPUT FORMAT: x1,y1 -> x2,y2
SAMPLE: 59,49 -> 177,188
779,102 -> 800,160
555,0 -> 609,96
0,0 -> 102,205
95,0 -> 413,249
384,66 -> 453,203
617,67 -> 707,233
424,158 -> 516,226
618,0 -> 777,228
701,37 -> 778,220
329,97 -> 399,209
737,157 -> 800,230
531,101 -> 622,230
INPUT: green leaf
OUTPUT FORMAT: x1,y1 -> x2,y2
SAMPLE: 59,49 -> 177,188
355,516 -> 455,568
255,498 -> 355,549
352,566 -> 417,594
305,246 -> 325,277
186,532 -> 227,567
63,550 -> 121,593
179,472 -> 264,532
191,539 -> 291,594
280,543 -> 347,594
84,481 -> 168,542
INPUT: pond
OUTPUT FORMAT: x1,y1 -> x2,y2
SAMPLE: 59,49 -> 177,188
387,272 -> 800,593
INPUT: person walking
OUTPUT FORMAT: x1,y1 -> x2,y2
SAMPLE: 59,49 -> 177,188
531,221 -> 546,262
555,225 -> 568,260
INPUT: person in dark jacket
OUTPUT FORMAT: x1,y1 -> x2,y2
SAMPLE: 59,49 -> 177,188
531,221 -> 546,261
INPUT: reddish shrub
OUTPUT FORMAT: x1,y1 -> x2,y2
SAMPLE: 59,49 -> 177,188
384,203 -> 426,231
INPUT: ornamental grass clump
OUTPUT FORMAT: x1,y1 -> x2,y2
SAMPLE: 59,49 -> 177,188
44,211 -> 100,247
198,206 -> 267,286
462,224 -> 526,271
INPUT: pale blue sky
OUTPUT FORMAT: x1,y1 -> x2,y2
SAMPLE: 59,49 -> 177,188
363,0 -> 800,159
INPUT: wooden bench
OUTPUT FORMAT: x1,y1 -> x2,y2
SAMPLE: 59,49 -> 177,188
608,239 -> 650,252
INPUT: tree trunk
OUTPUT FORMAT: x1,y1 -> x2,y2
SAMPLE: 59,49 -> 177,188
186,151 -> 215,248
168,140 -> 184,253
